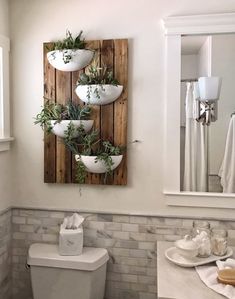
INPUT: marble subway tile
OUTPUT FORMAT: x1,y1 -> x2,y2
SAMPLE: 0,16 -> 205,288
122,223 -> 139,232
113,215 -> 130,223
50,212 -> 65,219
138,275 -> 156,284
138,242 -> 156,250
12,233 -> 27,240
139,225 -> 155,234
130,249 -> 147,258
42,234 -> 58,243
113,248 -> 130,257
19,225 -> 34,233
121,274 -> 138,283
130,232 -> 146,241
113,231 -> 130,240
148,284 -> 157,293
12,217 -> 26,224
115,240 -> 139,249
165,218 -> 183,226
130,282 -> 148,292
104,222 -> 122,231
139,292 -> 157,299
27,218 -> 41,225
130,216 -> 147,224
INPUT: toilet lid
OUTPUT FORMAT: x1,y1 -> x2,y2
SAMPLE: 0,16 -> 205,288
27,243 -> 109,271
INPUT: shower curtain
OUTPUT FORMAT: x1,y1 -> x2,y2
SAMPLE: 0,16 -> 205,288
183,82 -> 208,192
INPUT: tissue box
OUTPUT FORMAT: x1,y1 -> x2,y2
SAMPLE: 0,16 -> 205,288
59,226 -> 83,256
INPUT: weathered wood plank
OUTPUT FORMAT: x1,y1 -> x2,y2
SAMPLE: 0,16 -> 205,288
43,43 -> 56,183
100,39 -> 114,184
84,40 -> 101,185
113,39 -> 128,185
71,70 -> 84,183
56,71 -> 72,183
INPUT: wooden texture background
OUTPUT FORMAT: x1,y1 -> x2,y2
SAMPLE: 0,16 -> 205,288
43,39 -> 128,185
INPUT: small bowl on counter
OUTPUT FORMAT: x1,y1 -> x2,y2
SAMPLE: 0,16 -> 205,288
175,235 -> 200,258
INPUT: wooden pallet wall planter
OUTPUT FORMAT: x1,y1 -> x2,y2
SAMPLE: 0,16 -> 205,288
43,39 -> 128,185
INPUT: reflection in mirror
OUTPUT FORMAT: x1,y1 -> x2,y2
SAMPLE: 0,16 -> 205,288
180,34 -> 235,194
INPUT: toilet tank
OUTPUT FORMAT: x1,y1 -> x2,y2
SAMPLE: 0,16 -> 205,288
27,243 -> 109,299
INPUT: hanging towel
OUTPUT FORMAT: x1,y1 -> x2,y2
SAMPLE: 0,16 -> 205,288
196,258 -> 235,299
219,115 -> 235,193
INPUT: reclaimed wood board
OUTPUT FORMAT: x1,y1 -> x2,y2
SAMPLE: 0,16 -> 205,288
43,39 -> 128,185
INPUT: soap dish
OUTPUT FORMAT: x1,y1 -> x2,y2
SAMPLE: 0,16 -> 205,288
165,246 -> 233,267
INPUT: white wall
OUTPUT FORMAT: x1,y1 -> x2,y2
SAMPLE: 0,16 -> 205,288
181,54 -> 198,126
181,54 -> 198,80
198,37 -> 212,77
9,0 -> 235,218
0,0 -> 12,210
0,0 -> 9,37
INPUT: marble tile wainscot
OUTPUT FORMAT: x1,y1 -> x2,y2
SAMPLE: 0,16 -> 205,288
0,208 -> 11,299
10,208 -> 235,299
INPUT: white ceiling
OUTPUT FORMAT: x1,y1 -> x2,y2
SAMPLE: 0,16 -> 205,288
181,36 -> 208,55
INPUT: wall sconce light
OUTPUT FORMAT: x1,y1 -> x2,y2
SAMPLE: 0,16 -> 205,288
196,77 -> 222,125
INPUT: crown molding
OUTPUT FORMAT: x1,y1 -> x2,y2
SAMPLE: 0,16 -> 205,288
162,13 -> 235,35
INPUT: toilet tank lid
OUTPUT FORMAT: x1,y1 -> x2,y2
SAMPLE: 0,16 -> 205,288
27,243 -> 109,271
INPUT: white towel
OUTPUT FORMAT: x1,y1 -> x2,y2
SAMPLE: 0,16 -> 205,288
219,115 -> 235,193
196,258 -> 235,299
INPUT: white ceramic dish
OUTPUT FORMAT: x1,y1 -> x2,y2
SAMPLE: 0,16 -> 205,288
165,246 -> 233,267
174,235 -> 199,258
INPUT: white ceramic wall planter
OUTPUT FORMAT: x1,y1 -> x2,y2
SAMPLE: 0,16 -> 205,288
50,120 -> 94,138
47,49 -> 94,72
75,85 -> 123,105
75,155 -> 123,173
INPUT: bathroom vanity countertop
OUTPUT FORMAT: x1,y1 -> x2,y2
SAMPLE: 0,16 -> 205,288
157,241 -> 233,299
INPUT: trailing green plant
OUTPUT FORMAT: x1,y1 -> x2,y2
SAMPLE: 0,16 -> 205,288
48,30 -> 87,64
34,99 -> 91,134
76,65 -> 120,100
64,127 -> 124,183
51,30 -> 86,51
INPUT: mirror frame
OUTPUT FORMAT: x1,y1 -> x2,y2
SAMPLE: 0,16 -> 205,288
162,13 -> 235,208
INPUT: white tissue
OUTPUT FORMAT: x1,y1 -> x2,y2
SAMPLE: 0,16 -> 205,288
61,213 -> 84,230
59,213 -> 84,256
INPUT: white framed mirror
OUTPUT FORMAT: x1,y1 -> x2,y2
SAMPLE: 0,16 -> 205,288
162,13 -> 235,208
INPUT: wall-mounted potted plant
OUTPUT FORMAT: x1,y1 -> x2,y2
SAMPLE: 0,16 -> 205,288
64,129 -> 123,183
47,30 -> 94,72
34,99 -> 93,138
75,65 -> 123,105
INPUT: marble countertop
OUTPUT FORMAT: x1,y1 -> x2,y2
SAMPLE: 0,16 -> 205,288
157,241 -> 230,299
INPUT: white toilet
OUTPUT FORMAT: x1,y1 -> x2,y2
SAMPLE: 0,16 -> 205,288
27,243 -> 109,299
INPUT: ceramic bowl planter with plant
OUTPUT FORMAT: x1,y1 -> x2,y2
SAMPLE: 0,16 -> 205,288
47,30 -> 94,72
50,119 -> 93,138
34,99 -> 93,138
75,65 -> 123,105
64,129 -> 124,183
75,154 -> 123,173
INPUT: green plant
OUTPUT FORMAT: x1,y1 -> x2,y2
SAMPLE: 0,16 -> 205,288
77,65 -> 120,100
64,128 -> 123,183
34,99 -> 91,134
48,30 -> 87,64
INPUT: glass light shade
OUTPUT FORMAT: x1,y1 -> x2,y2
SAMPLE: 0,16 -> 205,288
198,77 -> 222,102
